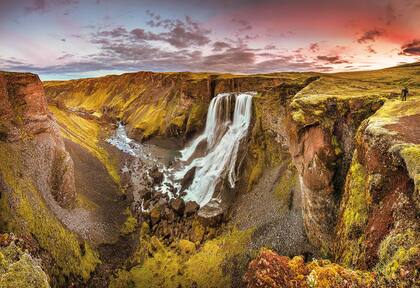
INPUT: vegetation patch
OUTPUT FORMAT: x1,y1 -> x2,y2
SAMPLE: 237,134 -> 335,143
49,105 -> 120,184
109,227 -> 253,288
0,144 -> 100,283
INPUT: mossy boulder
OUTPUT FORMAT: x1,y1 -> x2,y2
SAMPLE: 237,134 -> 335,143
0,242 -> 50,288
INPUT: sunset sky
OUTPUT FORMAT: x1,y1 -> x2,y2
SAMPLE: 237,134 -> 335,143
1,0 -> 419,80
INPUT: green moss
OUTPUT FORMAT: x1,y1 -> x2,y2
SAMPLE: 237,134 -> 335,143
336,154 -> 371,267
110,229 -> 253,288
342,157 -> 370,239
377,228 -> 419,280
274,163 -> 297,212
0,144 -> 100,282
0,243 -> 50,288
121,210 -> 138,235
49,105 -> 120,184
400,145 -> 420,203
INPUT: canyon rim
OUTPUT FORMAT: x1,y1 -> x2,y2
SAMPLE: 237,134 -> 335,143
1,1 -> 419,287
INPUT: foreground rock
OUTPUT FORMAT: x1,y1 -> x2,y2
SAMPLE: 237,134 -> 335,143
244,249 -> 375,288
0,233 -> 50,288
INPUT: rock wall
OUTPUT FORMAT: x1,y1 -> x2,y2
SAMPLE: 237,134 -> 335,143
0,72 -> 99,285
335,98 -> 419,286
44,72 -> 318,142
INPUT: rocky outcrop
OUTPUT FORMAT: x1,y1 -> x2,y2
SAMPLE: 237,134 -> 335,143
0,72 -> 99,284
244,249 -> 375,288
0,233 -> 50,288
284,63 -> 420,253
335,98 -> 419,286
0,71 -> 76,208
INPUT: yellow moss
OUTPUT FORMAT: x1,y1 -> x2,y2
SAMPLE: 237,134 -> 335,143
178,240 -> 196,255
332,136 -> 342,156
377,228 -> 419,280
190,220 -> 205,243
186,101 -> 207,134
0,144 -> 100,282
121,210 -> 138,235
400,144 -> 420,201
110,229 -> 253,288
0,244 -> 50,288
292,109 -> 306,123
336,154 -> 371,267
49,105 -> 120,184
307,261 -> 375,288
342,157 -> 370,238
273,164 -> 297,212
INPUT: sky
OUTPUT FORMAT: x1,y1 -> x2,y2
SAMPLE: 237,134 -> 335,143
0,0 -> 419,80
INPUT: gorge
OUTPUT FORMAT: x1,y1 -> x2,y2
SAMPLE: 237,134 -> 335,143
0,63 -> 419,287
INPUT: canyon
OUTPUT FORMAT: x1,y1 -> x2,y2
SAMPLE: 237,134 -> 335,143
0,63 -> 419,287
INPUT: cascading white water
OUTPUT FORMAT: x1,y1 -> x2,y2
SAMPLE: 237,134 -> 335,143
167,92 -> 255,206
106,92 -> 255,207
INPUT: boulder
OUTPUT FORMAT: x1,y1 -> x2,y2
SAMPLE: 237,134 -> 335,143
169,198 -> 185,215
197,199 -> 225,227
149,166 -> 164,185
184,201 -> 200,217
180,167 -> 196,192
150,206 -> 162,225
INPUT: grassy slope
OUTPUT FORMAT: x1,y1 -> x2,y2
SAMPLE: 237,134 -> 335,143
49,106 -> 120,184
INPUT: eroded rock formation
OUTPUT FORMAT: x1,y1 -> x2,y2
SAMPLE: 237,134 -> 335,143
0,72 -> 99,286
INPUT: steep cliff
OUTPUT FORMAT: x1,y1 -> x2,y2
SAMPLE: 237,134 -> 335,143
0,72 -> 100,285
285,63 -> 420,254
44,72 -> 319,143
335,97 -> 419,286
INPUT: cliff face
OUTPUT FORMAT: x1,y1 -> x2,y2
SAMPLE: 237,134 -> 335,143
335,98 -> 419,284
0,72 -> 99,284
285,63 -> 420,255
44,72 -> 319,142
0,71 -> 76,207
44,72 -> 214,141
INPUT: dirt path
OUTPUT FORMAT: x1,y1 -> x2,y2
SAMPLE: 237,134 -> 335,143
230,161 -> 316,258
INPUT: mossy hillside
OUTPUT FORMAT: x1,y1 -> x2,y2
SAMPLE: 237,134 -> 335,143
0,143 -> 100,283
0,242 -> 50,288
244,93 -> 290,192
109,224 -> 253,288
365,97 -> 420,205
376,228 -> 419,283
44,72 -> 214,141
289,62 -> 420,129
49,105 -> 120,184
335,155 -> 371,267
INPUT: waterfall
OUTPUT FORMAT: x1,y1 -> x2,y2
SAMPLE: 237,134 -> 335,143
106,92 -> 255,208
167,92 -> 255,206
